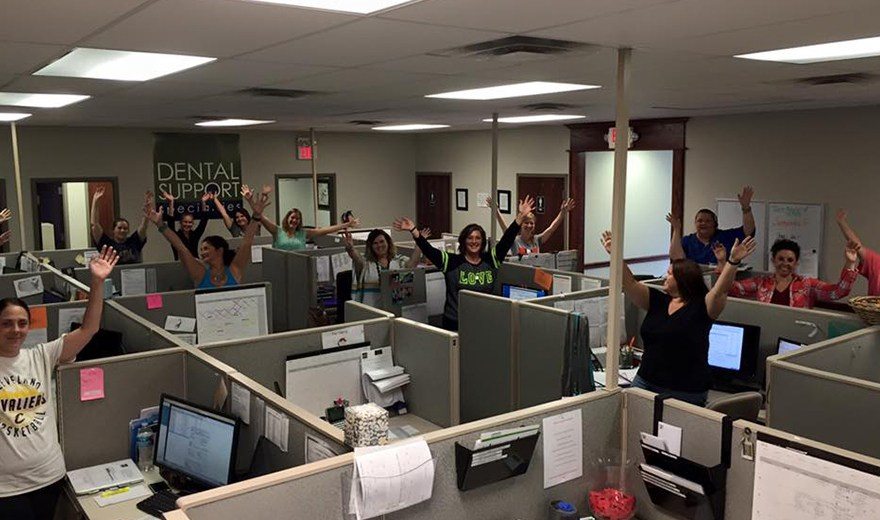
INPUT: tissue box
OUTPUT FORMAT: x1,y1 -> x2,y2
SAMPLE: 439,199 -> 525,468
344,403 -> 389,447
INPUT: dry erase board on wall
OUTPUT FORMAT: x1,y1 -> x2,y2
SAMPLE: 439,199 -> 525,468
717,199 -> 767,271
767,202 -> 823,278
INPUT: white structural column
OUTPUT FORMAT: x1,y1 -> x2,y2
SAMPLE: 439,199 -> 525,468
490,112 -> 499,238
310,127 -> 319,225
604,48 -> 632,390
10,122 -> 27,249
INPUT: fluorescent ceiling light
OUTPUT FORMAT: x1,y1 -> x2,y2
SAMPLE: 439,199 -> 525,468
0,92 -> 90,108
482,114 -> 586,123
0,113 -> 32,122
372,124 -> 450,131
735,36 -> 880,64
427,81 -> 599,100
244,0 -> 413,14
195,119 -> 275,127
34,48 -> 216,81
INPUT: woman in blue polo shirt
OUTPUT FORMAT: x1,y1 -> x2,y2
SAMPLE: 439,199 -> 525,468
669,185 -> 756,264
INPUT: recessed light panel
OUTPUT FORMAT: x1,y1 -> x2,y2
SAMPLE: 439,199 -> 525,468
735,36 -> 880,64
482,115 -> 586,123
34,48 -> 216,81
427,81 -> 599,100
372,124 -> 450,131
0,113 -> 32,122
244,0 -> 414,14
195,119 -> 275,127
0,93 -> 90,108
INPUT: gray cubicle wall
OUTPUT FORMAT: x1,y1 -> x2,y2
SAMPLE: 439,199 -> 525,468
498,261 -> 606,294
378,268 -> 427,316
74,261 -> 194,294
197,318 -> 392,393
766,327 -> 880,459
0,270 -> 72,306
344,300 -> 394,323
175,389 -> 623,520
30,247 -> 95,268
392,318 -> 459,427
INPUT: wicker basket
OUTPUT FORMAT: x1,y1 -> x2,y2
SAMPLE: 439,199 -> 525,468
849,296 -> 880,325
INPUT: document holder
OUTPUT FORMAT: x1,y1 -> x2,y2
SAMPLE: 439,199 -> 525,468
638,395 -> 731,520
454,432 -> 540,491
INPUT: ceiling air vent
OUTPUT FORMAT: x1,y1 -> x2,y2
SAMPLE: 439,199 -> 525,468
429,36 -> 594,62
793,72 -> 876,86
520,102 -> 578,111
238,87 -> 317,99
349,120 -> 384,126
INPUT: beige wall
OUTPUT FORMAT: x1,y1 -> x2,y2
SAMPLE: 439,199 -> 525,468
0,127 -> 416,262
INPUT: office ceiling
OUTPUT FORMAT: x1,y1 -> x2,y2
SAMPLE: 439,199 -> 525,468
3,0 -> 880,131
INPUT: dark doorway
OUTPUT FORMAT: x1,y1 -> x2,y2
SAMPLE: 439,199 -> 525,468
416,173 -> 451,235
516,174 -> 567,252
31,178 -> 118,250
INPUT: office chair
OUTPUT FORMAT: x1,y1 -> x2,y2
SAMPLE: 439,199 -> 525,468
706,391 -> 763,422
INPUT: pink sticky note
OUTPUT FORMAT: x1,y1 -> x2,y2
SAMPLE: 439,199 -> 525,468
80,367 -> 105,402
146,294 -> 163,310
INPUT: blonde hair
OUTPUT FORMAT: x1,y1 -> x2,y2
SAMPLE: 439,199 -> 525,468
282,208 -> 303,233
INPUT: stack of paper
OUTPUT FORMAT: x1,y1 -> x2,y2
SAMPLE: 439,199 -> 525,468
350,439 -> 434,519
67,460 -> 143,495
474,424 -> 539,450
361,348 -> 409,407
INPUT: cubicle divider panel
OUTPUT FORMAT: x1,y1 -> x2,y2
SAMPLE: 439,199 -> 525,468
31,247 -> 95,269
198,318 -> 392,392
113,288 -> 197,329
770,327 -> 880,382
101,301 -> 175,353
75,261 -> 195,294
0,271 -> 69,306
287,252 -> 314,331
392,318 -> 459,427
458,291 -> 514,422
184,349 -> 237,412
262,248 -> 289,332
32,300 -> 87,341
176,390 -> 622,520
517,302 -> 570,409
57,349 -> 188,470
344,300 -> 395,323
497,262 -> 545,294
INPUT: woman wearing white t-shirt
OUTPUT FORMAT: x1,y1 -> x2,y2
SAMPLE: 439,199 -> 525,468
0,246 -> 118,519
343,229 -> 425,307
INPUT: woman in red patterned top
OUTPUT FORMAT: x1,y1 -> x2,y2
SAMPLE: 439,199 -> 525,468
715,238 -> 858,308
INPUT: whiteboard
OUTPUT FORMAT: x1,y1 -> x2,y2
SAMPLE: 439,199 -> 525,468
195,286 -> 269,344
285,345 -> 371,417
716,199 -> 767,271
767,202 -> 823,278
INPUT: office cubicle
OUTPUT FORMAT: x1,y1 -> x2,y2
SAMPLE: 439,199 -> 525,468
0,270 -> 76,306
73,261 -> 194,294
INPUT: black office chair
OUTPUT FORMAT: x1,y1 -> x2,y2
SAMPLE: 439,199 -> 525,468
335,270 -> 353,322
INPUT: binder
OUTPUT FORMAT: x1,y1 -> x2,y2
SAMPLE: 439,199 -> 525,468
454,431 -> 540,491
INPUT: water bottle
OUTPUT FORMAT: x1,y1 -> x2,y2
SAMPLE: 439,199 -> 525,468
136,429 -> 154,472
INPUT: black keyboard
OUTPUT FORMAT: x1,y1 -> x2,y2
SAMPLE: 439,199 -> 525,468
136,489 -> 180,516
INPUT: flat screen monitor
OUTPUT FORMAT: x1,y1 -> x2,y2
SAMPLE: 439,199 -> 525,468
154,394 -> 239,489
777,337 -> 804,355
502,284 -> 546,301
285,343 -> 372,418
708,321 -> 761,379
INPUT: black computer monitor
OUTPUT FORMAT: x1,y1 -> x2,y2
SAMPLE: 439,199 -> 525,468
502,284 -> 546,301
777,337 -> 804,355
708,321 -> 761,380
154,394 -> 240,489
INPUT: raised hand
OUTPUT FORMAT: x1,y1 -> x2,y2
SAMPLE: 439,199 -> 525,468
0,208 -> 12,223
600,230 -> 613,254
261,185 -> 272,197
712,242 -> 727,264
0,230 -> 11,247
393,217 -> 416,232
666,212 -> 681,231
729,236 -> 757,263
518,195 -> 535,217
161,190 -> 174,203
836,209 -> 848,224
346,217 -> 361,229
144,204 -> 163,226
200,191 -> 211,202
846,241 -> 860,265
241,184 -> 254,200
93,186 -> 105,201
737,185 -> 754,209
485,195 -> 496,209
89,246 -> 119,281
421,227 -> 432,239
561,198 -> 576,212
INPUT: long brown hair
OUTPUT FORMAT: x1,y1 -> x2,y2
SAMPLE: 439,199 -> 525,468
670,259 -> 708,303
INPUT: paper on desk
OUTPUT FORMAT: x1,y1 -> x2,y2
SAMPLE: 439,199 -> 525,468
230,382 -> 251,424
322,324 -> 365,349
67,460 -> 143,495
305,433 -> 338,463
657,421 -> 682,456
58,308 -> 85,336
543,409 -> 582,488
164,315 -> 196,333
265,407 -> 289,452
14,275 -> 43,298
316,256 -> 331,282
351,438 -> 434,519
552,274 -> 572,295
331,252 -> 353,275
121,268 -> 146,296
94,483 -> 151,507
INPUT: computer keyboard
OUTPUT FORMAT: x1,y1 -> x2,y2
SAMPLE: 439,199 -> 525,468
136,489 -> 180,516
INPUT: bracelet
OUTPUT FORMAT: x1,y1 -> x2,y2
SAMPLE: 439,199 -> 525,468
741,206 -> 752,213
157,223 -> 168,233
728,259 -> 742,266
251,213 -> 262,221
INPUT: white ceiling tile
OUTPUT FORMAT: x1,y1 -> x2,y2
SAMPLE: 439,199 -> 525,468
84,0 -> 358,58
0,42 -> 68,77
241,18 -> 506,66
168,59 -> 339,87
2,75 -> 129,96
270,67 -> 447,92
0,0 -> 150,45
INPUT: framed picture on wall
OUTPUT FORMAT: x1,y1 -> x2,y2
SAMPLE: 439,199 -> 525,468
455,188 -> 468,211
317,181 -> 330,210
497,190 -> 511,214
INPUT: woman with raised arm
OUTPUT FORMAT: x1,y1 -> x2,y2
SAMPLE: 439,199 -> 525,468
487,196 -> 576,255
160,190 -> 210,260
249,185 -> 359,250
669,185 -> 756,264
602,230 -> 756,405
718,238 -> 858,308
90,188 -> 151,264
0,246 -> 118,519
394,196 -> 535,331
210,192 -> 259,238
146,189 -> 268,288
836,209 -> 880,296
343,228 -> 427,306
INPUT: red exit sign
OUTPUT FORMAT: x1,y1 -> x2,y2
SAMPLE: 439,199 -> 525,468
296,136 -> 312,160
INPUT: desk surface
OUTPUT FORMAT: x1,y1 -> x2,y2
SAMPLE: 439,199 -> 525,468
71,467 -> 165,520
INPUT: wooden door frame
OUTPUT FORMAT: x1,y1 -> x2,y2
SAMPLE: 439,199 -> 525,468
415,171 -> 452,233
567,118 -> 687,271
30,176 -> 119,250
515,173 -> 568,249
274,173 -> 337,226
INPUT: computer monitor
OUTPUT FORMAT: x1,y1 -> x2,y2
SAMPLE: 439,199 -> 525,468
502,284 -> 546,301
708,321 -> 761,380
154,394 -> 239,489
777,337 -> 804,355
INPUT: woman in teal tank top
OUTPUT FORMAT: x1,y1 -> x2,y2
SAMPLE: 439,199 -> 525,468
247,185 -> 360,250
146,187 -> 268,288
